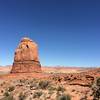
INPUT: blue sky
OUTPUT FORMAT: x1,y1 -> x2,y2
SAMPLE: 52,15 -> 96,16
0,0 -> 100,67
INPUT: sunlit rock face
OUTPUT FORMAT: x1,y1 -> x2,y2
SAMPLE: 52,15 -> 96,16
11,37 -> 41,73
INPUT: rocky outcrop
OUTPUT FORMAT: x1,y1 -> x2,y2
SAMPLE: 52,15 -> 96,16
11,37 -> 41,73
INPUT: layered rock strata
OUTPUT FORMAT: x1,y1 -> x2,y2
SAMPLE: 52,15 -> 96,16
11,37 -> 41,73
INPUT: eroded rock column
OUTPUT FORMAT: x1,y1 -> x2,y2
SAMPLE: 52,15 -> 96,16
11,37 -> 41,73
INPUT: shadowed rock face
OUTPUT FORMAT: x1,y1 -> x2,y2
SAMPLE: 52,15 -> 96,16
11,37 -> 41,73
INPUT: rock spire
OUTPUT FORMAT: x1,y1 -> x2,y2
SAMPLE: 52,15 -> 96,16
11,37 -> 41,73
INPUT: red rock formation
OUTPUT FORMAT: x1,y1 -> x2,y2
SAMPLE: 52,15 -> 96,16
11,37 -> 41,73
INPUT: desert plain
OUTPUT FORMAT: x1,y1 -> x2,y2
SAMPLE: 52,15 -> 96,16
0,66 -> 100,100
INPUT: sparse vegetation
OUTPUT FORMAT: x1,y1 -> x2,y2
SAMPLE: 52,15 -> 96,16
21,79 -> 26,83
4,91 -> 9,97
52,76 -> 62,82
57,94 -> 71,100
92,77 -> 100,100
48,85 -> 56,91
1,95 -> 14,100
8,86 -> 15,92
33,91 -> 43,98
38,80 -> 49,89
57,85 -> 65,92
0,68 -> 100,100
19,92 -> 26,100
80,95 -> 87,100
3,90 -> 14,100
30,82 -> 37,90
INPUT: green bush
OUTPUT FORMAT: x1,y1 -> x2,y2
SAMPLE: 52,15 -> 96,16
96,77 -> 100,86
3,90 -> 14,100
33,91 -> 42,98
48,86 -> 56,91
19,92 -> 26,100
30,83 -> 37,90
1,95 -> 14,100
8,86 -> 15,92
57,86 -> 65,92
38,80 -> 49,89
58,94 -> 71,100
52,76 -> 62,82
92,77 -> 100,100
4,91 -> 9,97
80,95 -> 87,100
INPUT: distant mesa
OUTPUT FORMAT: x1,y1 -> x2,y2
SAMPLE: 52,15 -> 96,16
11,37 -> 41,73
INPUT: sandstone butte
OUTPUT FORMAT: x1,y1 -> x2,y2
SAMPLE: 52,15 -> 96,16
11,37 -> 41,73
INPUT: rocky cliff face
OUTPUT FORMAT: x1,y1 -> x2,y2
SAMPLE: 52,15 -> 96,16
11,37 -> 41,73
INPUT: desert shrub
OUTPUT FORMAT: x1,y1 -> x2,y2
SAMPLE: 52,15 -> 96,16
32,78 -> 37,82
57,86 -> 65,92
8,86 -> 15,92
96,77 -> 100,86
30,82 -> 37,90
80,95 -> 87,100
4,91 -> 9,97
19,92 -> 26,100
57,94 -> 71,100
52,76 -> 62,82
1,95 -> 14,100
38,80 -> 49,89
19,79 -> 26,83
33,91 -> 42,98
92,77 -> 100,100
48,86 -> 56,91
48,90 -> 54,95
3,90 -> 14,100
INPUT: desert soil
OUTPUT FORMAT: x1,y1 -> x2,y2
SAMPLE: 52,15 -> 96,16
0,66 -> 100,100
